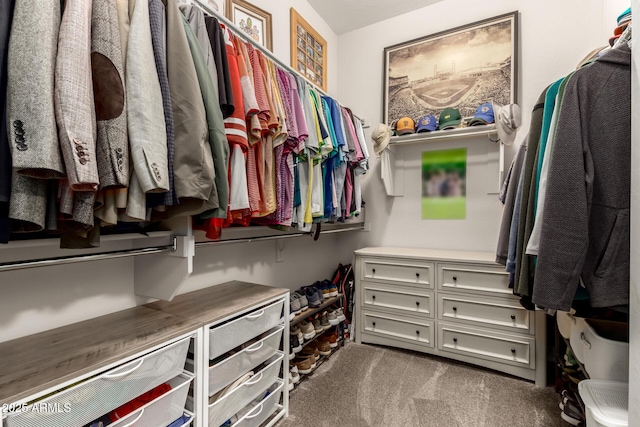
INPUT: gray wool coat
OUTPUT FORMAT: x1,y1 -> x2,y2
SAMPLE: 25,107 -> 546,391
532,44 -> 631,310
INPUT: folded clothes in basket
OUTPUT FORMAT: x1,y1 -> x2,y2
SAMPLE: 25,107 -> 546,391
167,413 -> 192,427
109,383 -> 172,421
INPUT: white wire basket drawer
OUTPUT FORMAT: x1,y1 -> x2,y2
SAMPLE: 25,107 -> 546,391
209,300 -> 284,360
233,380 -> 284,427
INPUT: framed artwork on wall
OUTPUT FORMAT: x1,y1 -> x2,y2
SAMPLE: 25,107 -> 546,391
382,12 -> 518,125
290,7 -> 327,91
225,0 -> 272,51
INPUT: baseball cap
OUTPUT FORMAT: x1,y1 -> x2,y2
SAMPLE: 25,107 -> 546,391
495,104 -> 522,146
416,114 -> 437,133
371,123 -> 392,156
396,117 -> 415,135
467,102 -> 495,126
438,108 -> 462,130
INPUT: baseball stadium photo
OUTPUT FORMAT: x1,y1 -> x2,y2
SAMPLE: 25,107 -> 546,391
383,13 -> 516,124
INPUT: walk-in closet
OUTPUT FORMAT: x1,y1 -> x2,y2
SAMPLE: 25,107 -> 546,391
0,0 -> 636,426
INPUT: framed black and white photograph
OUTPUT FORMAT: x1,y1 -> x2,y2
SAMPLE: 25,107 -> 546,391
383,12 -> 518,125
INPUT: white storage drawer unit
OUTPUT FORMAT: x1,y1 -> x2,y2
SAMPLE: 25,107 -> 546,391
355,247 -> 546,385
145,280 -> 291,427
208,354 -> 283,427
0,307 -> 200,427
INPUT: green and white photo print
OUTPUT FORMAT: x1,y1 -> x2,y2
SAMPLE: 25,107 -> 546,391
421,148 -> 467,220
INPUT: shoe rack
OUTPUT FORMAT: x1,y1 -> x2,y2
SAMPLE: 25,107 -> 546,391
289,294 -> 347,390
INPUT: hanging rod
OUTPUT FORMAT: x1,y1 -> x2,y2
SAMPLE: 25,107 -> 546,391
0,237 -> 177,273
195,222 -> 364,247
191,0 -> 364,125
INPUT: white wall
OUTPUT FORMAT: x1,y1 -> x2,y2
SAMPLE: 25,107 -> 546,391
337,0 -> 628,252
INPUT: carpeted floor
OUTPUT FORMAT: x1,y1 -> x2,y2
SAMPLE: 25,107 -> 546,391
277,341 -> 563,427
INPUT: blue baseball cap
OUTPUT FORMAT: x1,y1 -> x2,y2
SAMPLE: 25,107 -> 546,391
416,114 -> 438,132
467,102 -> 495,126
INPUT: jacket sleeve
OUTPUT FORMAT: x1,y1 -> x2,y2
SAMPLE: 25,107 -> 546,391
532,74 -> 591,310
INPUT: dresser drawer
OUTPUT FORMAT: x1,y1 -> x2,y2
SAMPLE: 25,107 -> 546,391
438,293 -> 532,333
363,285 -> 434,318
208,353 -> 283,427
437,323 -> 534,369
361,258 -> 434,288
209,299 -> 284,360
438,263 -> 510,296
109,373 -> 192,427
362,310 -> 434,347
5,337 -> 190,427
207,327 -> 283,397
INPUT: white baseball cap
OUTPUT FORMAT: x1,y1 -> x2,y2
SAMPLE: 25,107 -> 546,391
495,104 -> 522,146
371,123 -> 392,157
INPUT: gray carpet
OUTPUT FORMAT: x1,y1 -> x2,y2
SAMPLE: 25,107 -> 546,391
277,341 -> 562,427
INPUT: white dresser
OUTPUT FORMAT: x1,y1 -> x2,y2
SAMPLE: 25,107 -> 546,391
354,247 -> 546,386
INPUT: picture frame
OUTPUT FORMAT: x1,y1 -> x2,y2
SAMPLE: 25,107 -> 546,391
225,0 -> 272,51
382,11 -> 518,125
290,8 -> 327,91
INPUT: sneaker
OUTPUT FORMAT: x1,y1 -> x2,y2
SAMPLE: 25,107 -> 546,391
294,291 -> 309,311
320,313 -> 331,330
316,340 -> 332,356
312,318 -> 323,333
559,399 -> 584,426
301,343 -> 320,361
291,335 -> 302,354
290,294 -> 302,315
319,281 -> 333,299
333,308 -> 346,322
290,325 -> 303,342
315,282 -> 325,302
327,280 -> 339,297
319,331 -> 338,348
288,375 -> 294,391
292,356 -> 313,375
290,366 -> 300,384
304,286 -> 322,308
327,310 -> 340,325
299,320 -> 316,340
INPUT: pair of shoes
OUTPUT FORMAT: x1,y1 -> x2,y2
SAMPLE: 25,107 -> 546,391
319,330 -> 338,348
311,314 -> 331,333
289,335 -> 302,358
289,366 -> 300,390
300,343 -> 319,362
300,284 -> 323,308
559,398 -> 584,426
290,325 -> 303,342
318,280 -> 338,298
327,308 -> 346,325
292,292 -> 308,313
290,294 -> 301,319
292,354 -> 316,374
298,320 -> 316,340
304,340 -> 331,357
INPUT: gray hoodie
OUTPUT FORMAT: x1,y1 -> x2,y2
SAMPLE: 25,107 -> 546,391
532,44 -> 631,310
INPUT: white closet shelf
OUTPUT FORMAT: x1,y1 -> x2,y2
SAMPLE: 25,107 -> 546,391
389,124 -> 498,146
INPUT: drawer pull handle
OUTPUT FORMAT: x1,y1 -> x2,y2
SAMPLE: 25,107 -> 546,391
453,338 -> 457,343
511,348 -> 516,354
245,341 -> 265,353
453,276 -> 458,281
372,295 -> 376,301
416,330 -> 420,335
244,372 -> 264,386
452,307 -> 457,312
510,315 -> 516,321
120,409 -> 145,427
245,402 -> 265,419
416,301 -> 420,306
416,273 -> 420,278
372,322 -> 376,328
246,309 -> 265,320
372,268 -> 376,274
104,358 -> 144,379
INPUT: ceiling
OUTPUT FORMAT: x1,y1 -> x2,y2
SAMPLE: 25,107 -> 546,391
307,0 -> 443,35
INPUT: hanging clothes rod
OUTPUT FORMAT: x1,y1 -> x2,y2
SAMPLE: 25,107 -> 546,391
191,0 -> 364,125
0,237 -> 177,273
195,222 -> 364,247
